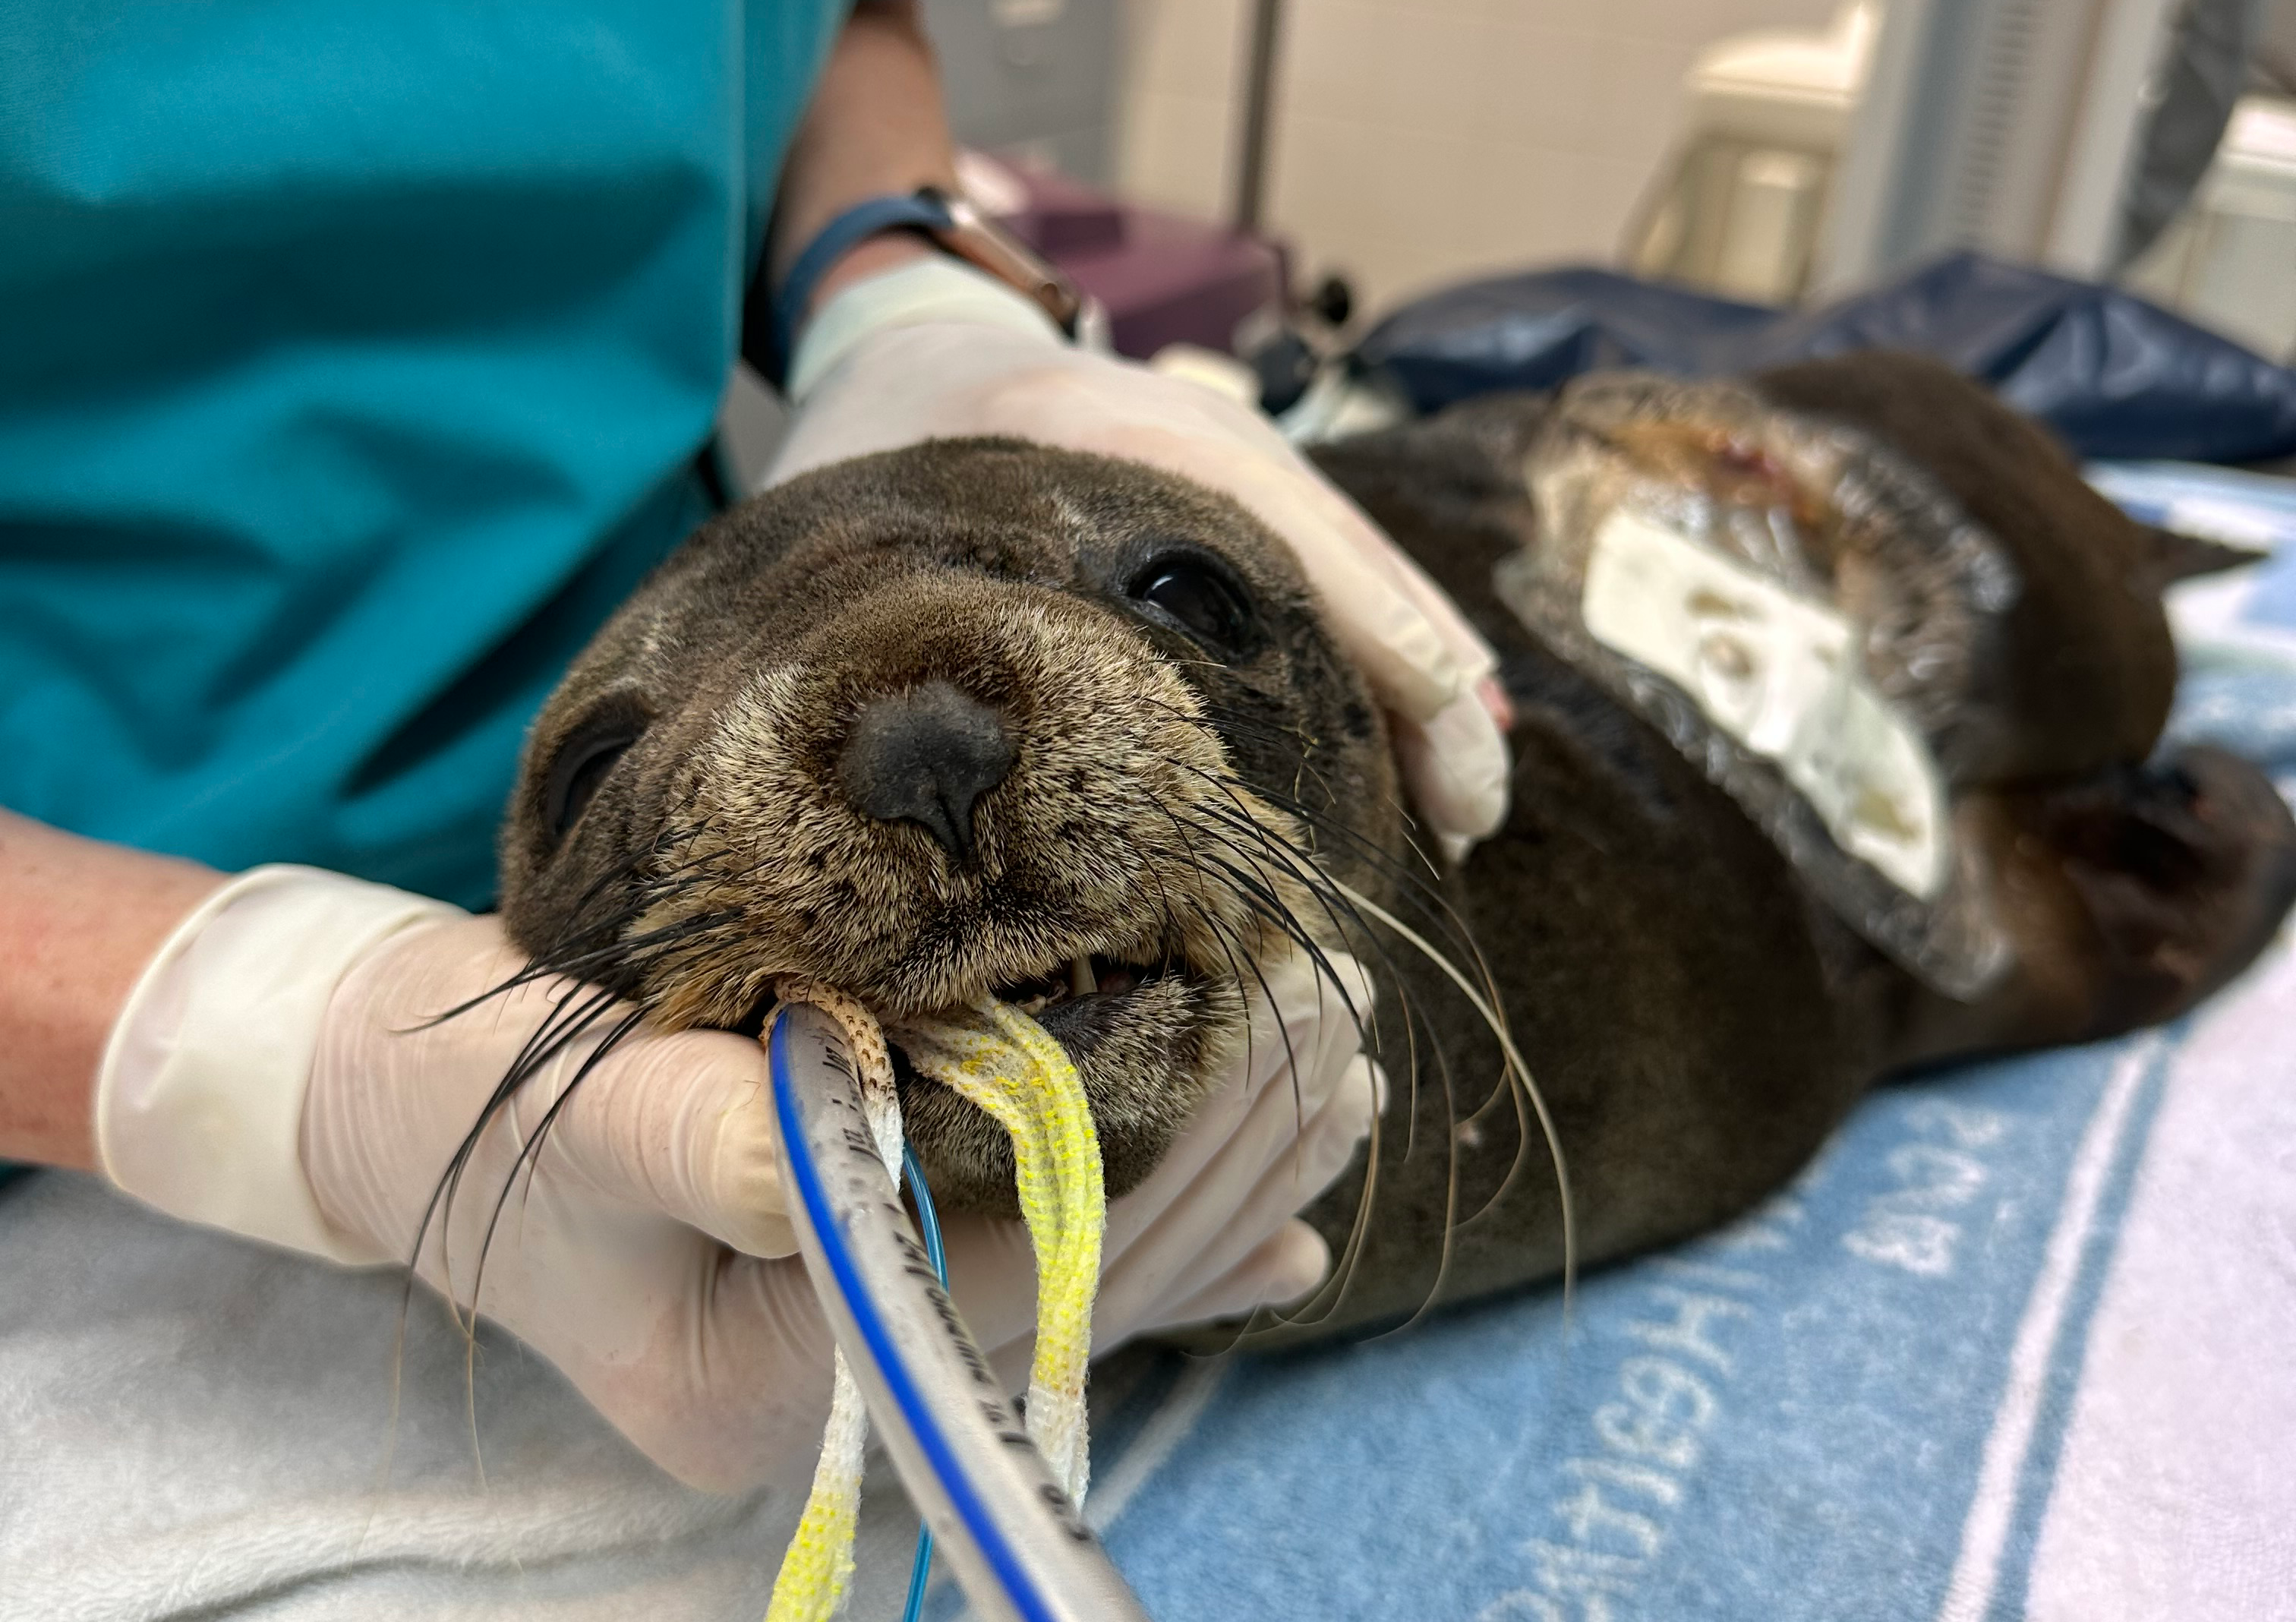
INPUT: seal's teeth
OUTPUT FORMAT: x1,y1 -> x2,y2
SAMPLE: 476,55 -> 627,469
1070,955 -> 1099,998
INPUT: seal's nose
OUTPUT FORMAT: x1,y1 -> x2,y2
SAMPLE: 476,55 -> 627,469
837,680 -> 1016,860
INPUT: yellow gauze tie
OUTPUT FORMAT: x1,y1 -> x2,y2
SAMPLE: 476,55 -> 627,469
762,979 -> 1106,1622
894,997 -> 1107,1501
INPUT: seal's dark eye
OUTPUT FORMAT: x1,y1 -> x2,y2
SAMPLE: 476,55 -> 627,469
544,712 -> 647,840
1128,554 -> 1257,659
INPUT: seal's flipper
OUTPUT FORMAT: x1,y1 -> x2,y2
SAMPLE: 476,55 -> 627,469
2019,746 -> 2296,1037
2140,525 -> 2269,588
1894,746 -> 2296,1066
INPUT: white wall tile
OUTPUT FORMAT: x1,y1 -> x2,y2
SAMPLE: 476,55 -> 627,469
1126,0 -> 1245,98
1466,25 -> 1603,152
1113,0 -> 1840,314
1115,85 -> 1237,214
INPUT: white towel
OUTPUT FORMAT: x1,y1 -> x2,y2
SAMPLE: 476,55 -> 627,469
0,1172 -> 926,1622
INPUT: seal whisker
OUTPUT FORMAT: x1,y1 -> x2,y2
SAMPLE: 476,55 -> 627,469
1187,844 -> 1469,1339
468,1005 -> 651,1321
1161,796 -> 1417,1103
1162,796 -> 1422,1141
1159,898 -> 1389,1341
1155,809 -> 1437,1333
407,980 -> 626,1358
1331,878 -> 1576,1320
1176,772 -> 1528,1169
1164,796 -> 1547,1330
1127,782 -> 1399,1327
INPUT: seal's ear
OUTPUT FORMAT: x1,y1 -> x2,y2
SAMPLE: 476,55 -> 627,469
2140,524 -> 2269,589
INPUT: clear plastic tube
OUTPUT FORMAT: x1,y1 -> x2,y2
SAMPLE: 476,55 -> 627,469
899,1142 -> 947,1622
768,1004 -> 1152,1622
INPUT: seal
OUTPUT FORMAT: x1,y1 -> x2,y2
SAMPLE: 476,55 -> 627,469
497,440 -> 1397,1214
494,351 -> 2296,1336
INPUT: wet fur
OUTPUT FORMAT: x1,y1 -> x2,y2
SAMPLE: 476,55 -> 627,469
495,353 -> 2296,1336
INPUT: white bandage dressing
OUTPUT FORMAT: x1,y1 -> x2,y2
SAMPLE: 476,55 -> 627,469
96,866 -> 461,1263
1582,508 -> 1950,899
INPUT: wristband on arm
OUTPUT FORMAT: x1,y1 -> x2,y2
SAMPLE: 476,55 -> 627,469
767,185 -> 1098,390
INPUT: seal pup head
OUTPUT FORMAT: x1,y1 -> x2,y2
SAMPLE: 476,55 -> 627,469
499,437 -> 1397,1210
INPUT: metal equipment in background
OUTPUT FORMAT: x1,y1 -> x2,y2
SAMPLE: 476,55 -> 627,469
2124,93 -> 2296,360
1818,0 -> 2194,289
1626,2 -> 1880,306
1628,0 -> 2293,361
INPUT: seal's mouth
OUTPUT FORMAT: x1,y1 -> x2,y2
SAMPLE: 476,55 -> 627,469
995,952 -> 1146,1016
880,943 -> 1231,1209
733,941 -> 1201,1054
986,950 -> 1193,1060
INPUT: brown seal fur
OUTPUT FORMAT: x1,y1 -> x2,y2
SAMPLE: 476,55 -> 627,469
497,438 -> 1398,1212
497,352 -> 2296,1335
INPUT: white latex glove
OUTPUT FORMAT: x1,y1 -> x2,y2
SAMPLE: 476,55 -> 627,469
771,257 -> 1512,845
97,866 -> 1378,1491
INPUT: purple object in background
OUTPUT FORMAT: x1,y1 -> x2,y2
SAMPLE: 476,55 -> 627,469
981,159 -> 1287,360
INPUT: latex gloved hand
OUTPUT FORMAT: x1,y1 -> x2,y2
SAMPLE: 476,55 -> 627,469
97,866 -> 1377,1489
770,257 -> 1512,847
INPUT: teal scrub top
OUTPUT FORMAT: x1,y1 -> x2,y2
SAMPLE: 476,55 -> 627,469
0,2 -> 847,908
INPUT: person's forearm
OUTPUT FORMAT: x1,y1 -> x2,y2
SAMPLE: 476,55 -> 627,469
759,0 -> 956,346
0,810 -> 223,1169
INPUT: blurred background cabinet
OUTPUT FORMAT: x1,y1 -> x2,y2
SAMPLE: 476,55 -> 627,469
926,0 -> 1124,185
